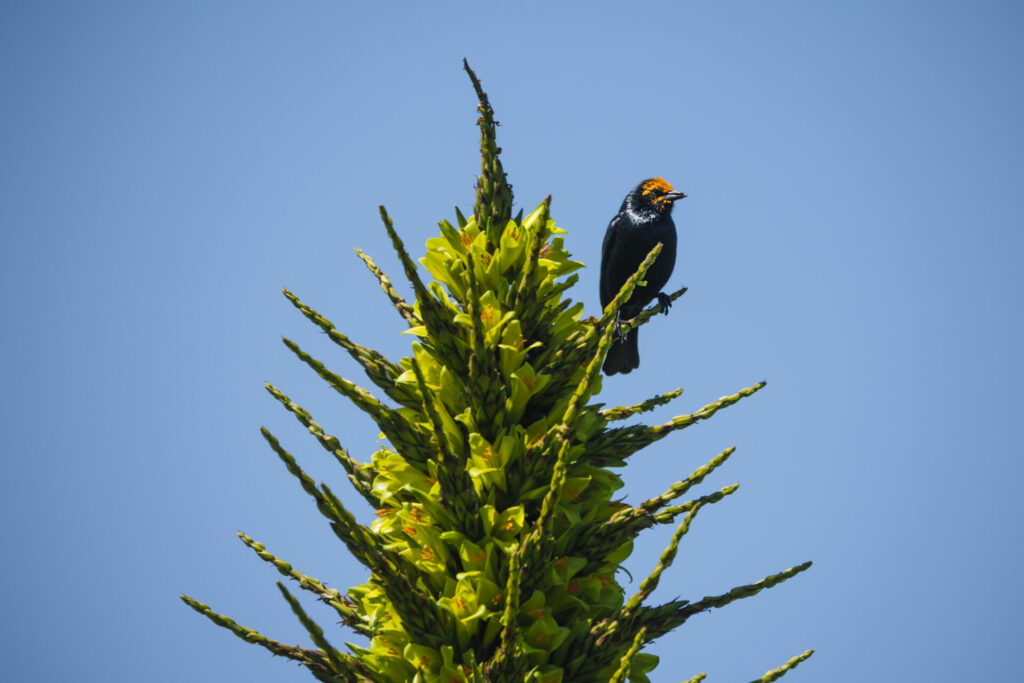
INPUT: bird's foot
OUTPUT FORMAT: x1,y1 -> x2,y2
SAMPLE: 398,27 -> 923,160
614,311 -> 627,342
657,292 -> 672,315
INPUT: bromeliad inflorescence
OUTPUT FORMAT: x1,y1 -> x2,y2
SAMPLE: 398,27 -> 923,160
182,60 -> 812,683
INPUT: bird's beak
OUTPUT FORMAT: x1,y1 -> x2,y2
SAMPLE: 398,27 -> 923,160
665,191 -> 687,202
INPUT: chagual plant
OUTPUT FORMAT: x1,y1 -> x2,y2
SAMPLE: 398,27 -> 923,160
182,62 -> 812,682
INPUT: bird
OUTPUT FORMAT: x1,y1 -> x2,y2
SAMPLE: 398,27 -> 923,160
600,177 -> 686,375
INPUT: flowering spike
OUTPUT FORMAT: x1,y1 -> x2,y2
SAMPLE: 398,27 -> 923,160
638,446 -> 737,514
409,353 -> 481,536
237,532 -> 368,636
609,626 -> 647,683
464,59 -> 512,248
631,285 -> 688,328
186,65 -> 810,682
625,504 -> 702,613
639,561 -> 814,642
353,247 -> 419,324
483,551 -> 528,679
588,382 -> 767,466
282,287 -> 420,407
273,343 -> 434,464
179,594 -> 356,680
750,649 -> 815,683
276,582 -> 350,675
601,387 -> 685,422
261,384 -> 376,504
512,194 -> 551,318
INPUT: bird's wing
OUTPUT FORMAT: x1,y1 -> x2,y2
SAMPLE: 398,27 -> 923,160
599,214 -> 623,310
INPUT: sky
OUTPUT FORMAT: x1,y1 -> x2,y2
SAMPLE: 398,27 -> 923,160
2,2 -> 1022,681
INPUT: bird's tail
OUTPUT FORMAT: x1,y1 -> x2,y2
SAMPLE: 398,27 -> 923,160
603,328 -> 640,375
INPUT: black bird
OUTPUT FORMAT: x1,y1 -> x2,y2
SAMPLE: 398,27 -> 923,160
600,177 -> 686,375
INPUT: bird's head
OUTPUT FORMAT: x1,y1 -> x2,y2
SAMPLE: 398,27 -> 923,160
625,177 -> 687,217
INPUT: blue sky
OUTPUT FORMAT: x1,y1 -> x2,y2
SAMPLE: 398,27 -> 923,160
2,2 -> 1022,681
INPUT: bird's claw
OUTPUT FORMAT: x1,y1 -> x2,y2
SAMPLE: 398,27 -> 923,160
614,311 -> 627,342
657,292 -> 672,315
